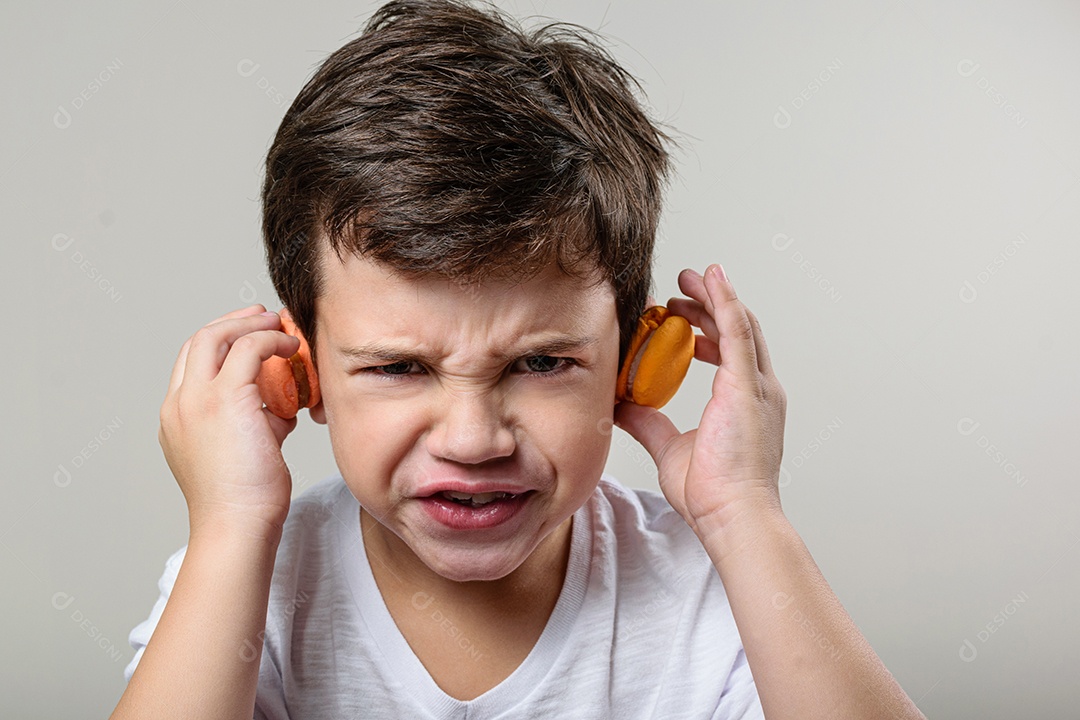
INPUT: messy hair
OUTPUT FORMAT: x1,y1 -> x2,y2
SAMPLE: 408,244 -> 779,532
262,0 -> 678,368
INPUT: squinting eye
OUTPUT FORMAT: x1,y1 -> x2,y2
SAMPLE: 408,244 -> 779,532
358,357 -> 576,380
520,355 -> 571,374
375,361 -> 415,375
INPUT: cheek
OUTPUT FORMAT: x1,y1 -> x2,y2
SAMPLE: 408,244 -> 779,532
324,387 -> 420,483
523,393 -> 612,469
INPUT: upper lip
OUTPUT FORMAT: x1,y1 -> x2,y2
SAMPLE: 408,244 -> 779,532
415,482 -> 534,498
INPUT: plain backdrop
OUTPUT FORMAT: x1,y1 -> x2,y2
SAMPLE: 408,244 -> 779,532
5,0 -> 1079,717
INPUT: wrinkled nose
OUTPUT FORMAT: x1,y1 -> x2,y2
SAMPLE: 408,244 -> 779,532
425,389 -> 516,464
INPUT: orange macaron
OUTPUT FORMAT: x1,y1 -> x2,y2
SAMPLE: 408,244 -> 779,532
616,306 -> 695,409
256,309 -> 321,419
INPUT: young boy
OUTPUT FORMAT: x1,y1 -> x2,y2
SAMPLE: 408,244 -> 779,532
113,1 -> 925,718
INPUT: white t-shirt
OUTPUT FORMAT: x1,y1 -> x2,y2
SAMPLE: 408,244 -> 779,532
124,473 -> 764,719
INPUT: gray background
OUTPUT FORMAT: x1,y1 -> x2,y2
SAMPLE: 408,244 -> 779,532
4,0 -> 1078,717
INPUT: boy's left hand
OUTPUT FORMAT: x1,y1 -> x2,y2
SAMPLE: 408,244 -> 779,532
613,264 -> 788,537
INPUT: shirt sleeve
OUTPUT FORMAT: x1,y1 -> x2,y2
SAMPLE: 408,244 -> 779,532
712,647 -> 766,720
122,545 -> 188,683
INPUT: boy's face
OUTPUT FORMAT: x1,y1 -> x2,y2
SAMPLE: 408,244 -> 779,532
310,248 -> 619,583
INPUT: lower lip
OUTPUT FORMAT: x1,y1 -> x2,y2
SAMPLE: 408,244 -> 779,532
419,492 -> 533,530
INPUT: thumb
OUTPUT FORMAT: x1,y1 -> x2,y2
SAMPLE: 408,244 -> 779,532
613,401 -> 680,462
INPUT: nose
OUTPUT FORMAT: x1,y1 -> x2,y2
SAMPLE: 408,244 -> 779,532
425,388 -> 516,465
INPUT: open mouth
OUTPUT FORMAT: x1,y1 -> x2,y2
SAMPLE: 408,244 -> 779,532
438,490 -> 524,507
419,490 -> 535,530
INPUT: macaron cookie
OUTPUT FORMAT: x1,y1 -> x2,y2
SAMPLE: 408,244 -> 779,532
256,309 -> 321,419
616,306 -> 695,409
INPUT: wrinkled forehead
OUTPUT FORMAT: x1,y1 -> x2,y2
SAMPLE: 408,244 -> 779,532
314,247 -> 616,357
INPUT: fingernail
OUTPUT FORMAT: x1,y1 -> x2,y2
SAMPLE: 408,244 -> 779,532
260,311 -> 278,317
711,264 -> 729,283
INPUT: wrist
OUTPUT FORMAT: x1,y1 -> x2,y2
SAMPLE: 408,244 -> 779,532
692,488 -> 788,563
188,506 -> 288,547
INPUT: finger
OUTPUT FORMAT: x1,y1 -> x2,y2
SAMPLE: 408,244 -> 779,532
613,401 -> 681,465
676,268 -> 710,308
702,264 -> 760,380
185,313 -> 289,384
166,336 -> 194,400
206,304 -> 267,327
262,406 -> 299,446
692,334 -> 720,365
166,306 -> 269,398
215,328 -> 302,392
666,296 -> 719,343
744,307 -> 774,376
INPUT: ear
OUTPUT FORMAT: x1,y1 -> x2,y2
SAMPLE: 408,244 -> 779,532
309,398 -> 327,425
280,306 -> 315,352
279,306 -> 300,335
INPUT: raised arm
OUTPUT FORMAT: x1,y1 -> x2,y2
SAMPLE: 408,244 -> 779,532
111,305 -> 302,720
615,265 -> 926,720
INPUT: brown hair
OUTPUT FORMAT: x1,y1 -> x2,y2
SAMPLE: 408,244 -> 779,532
262,0 -> 679,369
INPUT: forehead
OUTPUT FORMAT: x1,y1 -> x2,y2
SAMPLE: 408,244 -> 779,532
315,249 -> 616,353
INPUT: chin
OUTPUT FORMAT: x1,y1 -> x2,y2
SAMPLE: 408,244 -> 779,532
420,544 -> 526,583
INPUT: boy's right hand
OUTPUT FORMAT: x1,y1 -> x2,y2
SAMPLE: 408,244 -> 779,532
159,304 -> 303,538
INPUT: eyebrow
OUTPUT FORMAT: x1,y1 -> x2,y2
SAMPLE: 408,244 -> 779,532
337,334 -> 599,365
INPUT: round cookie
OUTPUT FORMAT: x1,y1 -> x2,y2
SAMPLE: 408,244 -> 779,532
256,309 -> 321,419
616,306 -> 695,409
